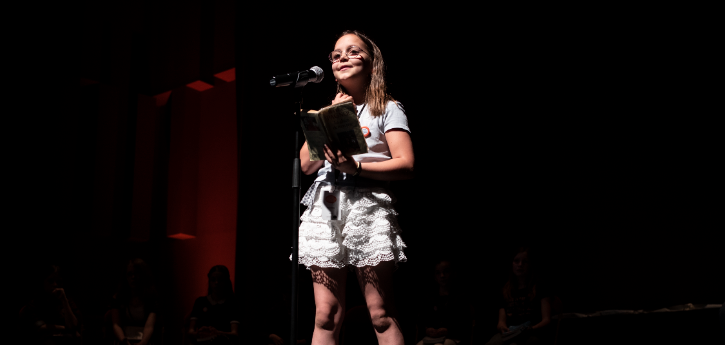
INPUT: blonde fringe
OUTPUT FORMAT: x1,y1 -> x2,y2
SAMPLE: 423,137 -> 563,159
336,30 -> 395,117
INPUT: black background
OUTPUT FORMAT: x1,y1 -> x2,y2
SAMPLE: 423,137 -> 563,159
12,2 -> 722,343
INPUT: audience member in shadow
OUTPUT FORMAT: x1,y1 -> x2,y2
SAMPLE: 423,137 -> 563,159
484,247 -> 551,345
416,259 -> 473,345
110,258 -> 159,345
20,264 -> 81,344
187,265 -> 239,344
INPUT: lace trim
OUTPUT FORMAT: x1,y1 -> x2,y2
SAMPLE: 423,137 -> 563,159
301,181 -> 321,207
293,186 -> 407,269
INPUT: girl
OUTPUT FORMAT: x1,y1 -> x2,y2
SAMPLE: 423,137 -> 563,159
20,264 -> 81,344
485,247 -> 551,345
110,259 -> 158,345
187,265 -> 239,344
416,259 -> 472,345
298,30 -> 414,345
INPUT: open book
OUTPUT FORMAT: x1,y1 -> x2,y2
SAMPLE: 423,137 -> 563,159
300,101 -> 368,161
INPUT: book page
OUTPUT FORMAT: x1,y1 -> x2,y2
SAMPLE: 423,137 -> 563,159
300,110 -> 328,161
318,102 -> 368,156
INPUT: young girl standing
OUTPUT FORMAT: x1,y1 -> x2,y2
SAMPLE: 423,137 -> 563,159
298,30 -> 414,345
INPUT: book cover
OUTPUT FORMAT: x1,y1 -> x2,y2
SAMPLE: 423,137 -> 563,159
301,101 -> 368,161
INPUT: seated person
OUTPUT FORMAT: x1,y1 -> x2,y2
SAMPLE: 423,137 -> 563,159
110,258 -> 159,345
188,265 -> 239,344
485,247 -> 550,345
417,259 -> 472,345
20,264 -> 81,345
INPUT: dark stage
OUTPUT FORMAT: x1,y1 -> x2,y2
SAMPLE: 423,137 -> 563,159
12,2 -> 722,344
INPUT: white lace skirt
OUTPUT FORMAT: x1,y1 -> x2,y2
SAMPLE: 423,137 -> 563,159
294,183 -> 407,269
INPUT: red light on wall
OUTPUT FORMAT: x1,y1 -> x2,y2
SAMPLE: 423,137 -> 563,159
155,90 -> 172,107
168,233 -> 196,240
187,80 -> 213,92
214,68 -> 235,83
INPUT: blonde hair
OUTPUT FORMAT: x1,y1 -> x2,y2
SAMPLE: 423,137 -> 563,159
336,30 -> 395,117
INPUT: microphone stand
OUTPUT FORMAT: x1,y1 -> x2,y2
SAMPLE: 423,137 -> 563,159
288,84 -> 303,345
273,68 -> 321,345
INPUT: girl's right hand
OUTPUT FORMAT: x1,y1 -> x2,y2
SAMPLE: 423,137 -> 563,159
332,92 -> 354,106
497,323 -> 510,334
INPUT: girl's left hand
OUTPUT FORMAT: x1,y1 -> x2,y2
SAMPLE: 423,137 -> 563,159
324,144 -> 356,174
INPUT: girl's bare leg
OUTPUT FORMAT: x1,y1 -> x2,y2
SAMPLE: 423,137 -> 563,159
355,261 -> 404,345
310,266 -> 347,345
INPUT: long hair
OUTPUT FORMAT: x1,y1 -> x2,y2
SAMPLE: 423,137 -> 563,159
336,30 -> 395,117
117,258 -> 157,306
502,247 -> 537,301
207,265 -> 234,301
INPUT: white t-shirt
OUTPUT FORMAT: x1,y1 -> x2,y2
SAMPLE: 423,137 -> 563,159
314,100 -> 410,187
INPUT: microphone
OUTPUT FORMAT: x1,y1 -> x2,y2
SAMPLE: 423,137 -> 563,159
269,66 -> 324,88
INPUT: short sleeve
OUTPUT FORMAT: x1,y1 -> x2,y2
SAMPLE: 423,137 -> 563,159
109,295 -> 123,310
189,297 -> 205,320
382,102 -> 410,134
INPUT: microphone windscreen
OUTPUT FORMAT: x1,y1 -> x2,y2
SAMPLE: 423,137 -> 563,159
309,66 -> 324,83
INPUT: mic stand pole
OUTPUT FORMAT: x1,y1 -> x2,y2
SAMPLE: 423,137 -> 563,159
289,85 -> 303,345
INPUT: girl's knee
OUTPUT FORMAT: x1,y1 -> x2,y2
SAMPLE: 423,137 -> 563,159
314,304 -> 341,331
368,308 -> 394,333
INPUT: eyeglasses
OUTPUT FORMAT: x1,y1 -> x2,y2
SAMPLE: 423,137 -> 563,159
328,46 -> 367,63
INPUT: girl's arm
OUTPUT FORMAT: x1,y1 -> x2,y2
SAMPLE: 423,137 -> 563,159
531,297 -> 551,330
55,289 -> 79,331
300,142 -> 325,175
496,308 -> 508,333
187,319 -> 197,338
138,312 -> 156,345
324,129 -> 414,181
111,309 -> 127,342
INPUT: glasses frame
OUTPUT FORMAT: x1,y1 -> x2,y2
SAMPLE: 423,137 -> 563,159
328,45 -> 368,63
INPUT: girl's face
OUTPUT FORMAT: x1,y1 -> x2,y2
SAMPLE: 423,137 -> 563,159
434,261 -> 451,287
332,34 -> 372,88
512,252 -> 529,277
209,272 -> 224,294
